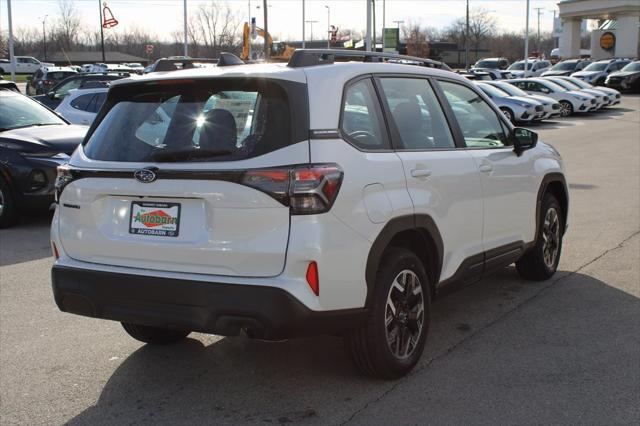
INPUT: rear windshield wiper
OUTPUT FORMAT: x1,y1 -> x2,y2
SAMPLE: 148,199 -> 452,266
150,148 -> 232,162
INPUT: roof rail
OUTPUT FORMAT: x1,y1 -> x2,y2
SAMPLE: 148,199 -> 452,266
287,49 -> 451,71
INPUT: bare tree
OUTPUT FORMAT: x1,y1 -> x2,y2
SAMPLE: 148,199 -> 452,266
446,8 -> 496,57
55,0 -> 82,50
191,1 -> 241,57
402,22 -> 429,58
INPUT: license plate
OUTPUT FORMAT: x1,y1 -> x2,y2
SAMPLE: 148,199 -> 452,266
129,201 -> 181,237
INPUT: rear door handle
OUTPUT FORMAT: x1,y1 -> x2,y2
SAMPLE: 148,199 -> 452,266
479,163 -> 493,173
411,168 -> 432,178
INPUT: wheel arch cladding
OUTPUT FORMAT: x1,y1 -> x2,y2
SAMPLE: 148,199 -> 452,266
365,215 -> 444,305
538,173 -> 569,235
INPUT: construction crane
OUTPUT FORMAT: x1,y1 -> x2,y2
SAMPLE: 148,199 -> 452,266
242,22 -> 296,62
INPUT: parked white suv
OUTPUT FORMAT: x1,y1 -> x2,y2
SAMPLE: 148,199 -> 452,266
51,50 -> 568,379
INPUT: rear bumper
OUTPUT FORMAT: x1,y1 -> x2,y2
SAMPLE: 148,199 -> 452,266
51,265 -> 367,340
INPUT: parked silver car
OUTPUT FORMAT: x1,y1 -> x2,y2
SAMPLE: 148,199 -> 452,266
543,76 -> 609,109
475,82 -> 544,123
557,76 -> 621,106
484,80 -> 561,120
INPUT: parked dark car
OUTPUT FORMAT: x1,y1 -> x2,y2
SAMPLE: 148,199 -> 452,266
605,60 -> 640,93
473,57 -> 510,70
26,67 -> 77,96
0,90 -> 86,227
32,72 -> 128,109
541,58 -> 593,77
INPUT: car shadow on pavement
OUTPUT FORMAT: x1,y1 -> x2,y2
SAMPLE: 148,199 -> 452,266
0,211 -> 54,266
64,269 -> 640,425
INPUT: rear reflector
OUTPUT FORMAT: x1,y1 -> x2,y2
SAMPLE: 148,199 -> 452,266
51,241 -> 60,259
306,261 -> 319,296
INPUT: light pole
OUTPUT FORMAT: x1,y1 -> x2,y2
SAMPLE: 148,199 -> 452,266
465,0 -> 469,69
305,20 -> 318,41
302,0 -> 306,48
366,0 -> 372,52
7,0 -> 16,82
98,0 -> 106,62
325,5 -> 330,48
524,0 -> 530,77
39,15 -> 48,61
263,0 -> 269,60
183,0 -> 188,56
392,20 -> 404,29
534,6 -> 544,53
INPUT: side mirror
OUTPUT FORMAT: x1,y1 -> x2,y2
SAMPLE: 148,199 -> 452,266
512,127 -> 537,156
48,91 -> 56,100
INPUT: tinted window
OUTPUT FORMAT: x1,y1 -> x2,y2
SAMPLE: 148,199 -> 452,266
439,81 -> 507,148
71,94 -> 95,111
46,72 -> 77,81
341,78 -> 388,150
379,78 -> 455,150
85,79 -> 303,163
87,92 -> 107,113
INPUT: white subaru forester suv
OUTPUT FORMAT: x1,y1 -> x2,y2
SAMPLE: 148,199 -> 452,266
51,50 -> 568,379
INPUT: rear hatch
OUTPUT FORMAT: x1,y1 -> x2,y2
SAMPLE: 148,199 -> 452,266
57,75 -> 310,277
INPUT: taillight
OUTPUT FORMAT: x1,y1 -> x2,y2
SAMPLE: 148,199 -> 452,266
242,164 -> 343,215
54,164 -> 75,202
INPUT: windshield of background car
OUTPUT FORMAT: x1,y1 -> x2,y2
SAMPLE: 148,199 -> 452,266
583,62 -> 607,72
550,78 -> 580,91
551,61 -> 577,71
495,83 -> 528,97
0,93 -> 66,131
621,62 -> 640,72
83,78 -> 308,163
46,71 -> 77,81
478,83 -> 509,98
539,80 -> 567,92
476,60 -> 500,68
508,62 -> 533,71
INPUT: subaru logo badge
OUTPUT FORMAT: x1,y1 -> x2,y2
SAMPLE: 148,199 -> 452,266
134,168 -> 157,183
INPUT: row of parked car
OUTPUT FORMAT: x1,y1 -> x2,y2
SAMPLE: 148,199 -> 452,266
474,75 -> 622,124
468,57 -> 640,92
0,52 -> 635,228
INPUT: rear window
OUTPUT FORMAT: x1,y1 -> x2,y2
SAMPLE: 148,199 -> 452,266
47,72 -> 77,81
84,78 -> 308,162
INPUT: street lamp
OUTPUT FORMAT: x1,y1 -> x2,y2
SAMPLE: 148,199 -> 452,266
306,20 -> 318,41
39,15 -> 48,61
392,20 -> 404,29
325,5 -> 330,48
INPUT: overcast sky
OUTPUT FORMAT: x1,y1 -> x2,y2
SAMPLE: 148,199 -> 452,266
1,0 -> 561,42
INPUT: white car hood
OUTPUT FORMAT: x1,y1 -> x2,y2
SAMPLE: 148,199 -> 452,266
568,90 -> 594,99
509,95 -> 540,105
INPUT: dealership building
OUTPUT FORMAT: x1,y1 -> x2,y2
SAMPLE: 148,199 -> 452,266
558,0 -> 640,59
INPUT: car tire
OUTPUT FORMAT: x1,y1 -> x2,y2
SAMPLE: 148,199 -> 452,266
0,178 -> 18,229
500,107 -> 515,123
559,100 -> 573,117
346,247 -> 431,379
121,323 -> 191,345
516,193 -> 563,281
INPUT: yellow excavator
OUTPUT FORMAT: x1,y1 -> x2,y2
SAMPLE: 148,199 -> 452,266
242,22 -> 296,62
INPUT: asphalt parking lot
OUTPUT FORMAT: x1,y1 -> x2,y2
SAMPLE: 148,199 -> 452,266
1,95 -> 639,425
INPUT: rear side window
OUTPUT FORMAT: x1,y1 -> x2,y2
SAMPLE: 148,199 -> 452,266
379,77 -> 455,150
438,81 -> 507,148
86,92 -> 107,113
340,78 -> 389,150
71,94 -> 95,111
84,78 -> 308,162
